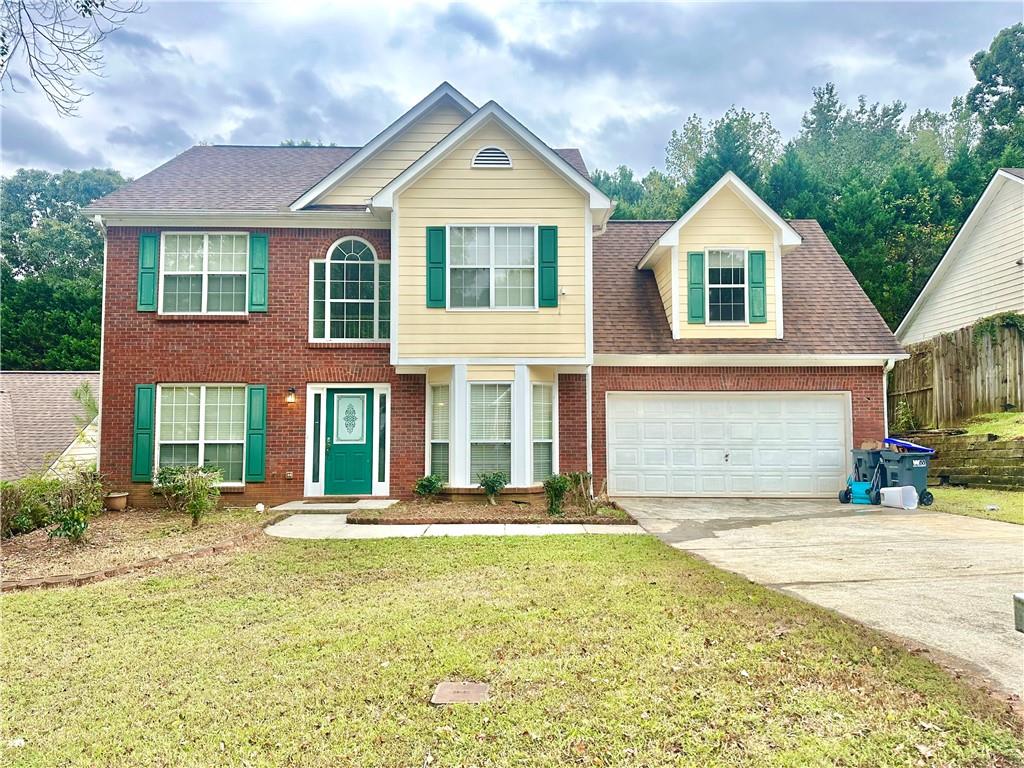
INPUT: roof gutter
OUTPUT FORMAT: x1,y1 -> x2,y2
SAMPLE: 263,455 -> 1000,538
593,353 -> 908,367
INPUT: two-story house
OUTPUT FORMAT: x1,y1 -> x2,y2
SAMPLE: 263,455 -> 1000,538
85,83 -> 904,505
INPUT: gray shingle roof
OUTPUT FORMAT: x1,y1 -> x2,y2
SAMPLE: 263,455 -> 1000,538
1001,168 -> 1024,180
0,371 -> 100,481
594,219 -> 904,356
87,144 -> 590,213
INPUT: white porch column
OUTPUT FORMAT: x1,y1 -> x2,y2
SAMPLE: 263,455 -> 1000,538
449,363 -> 469,487
511,364 -> 531,487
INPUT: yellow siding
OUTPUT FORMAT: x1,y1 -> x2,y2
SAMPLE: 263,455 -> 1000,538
467,365 -> 515,381
426,367 -> 452,385
677,185 -> 777,338
529,366 -> 556,383
397,120 -> 587,359
318,102 -> 467,206
652,251 -> 674,328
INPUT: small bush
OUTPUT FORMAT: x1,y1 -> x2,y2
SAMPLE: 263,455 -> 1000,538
543,474 -> 573,517
891,397 -> 917,434
47,468 -> 105,543
477,471 -> 508,505
156,465 -> 222,526
413,474 -> 445,500
565,471 -> 595,513
0,474 -> 61,538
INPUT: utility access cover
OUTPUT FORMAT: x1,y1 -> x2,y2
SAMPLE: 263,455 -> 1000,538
430,681 -> 490,705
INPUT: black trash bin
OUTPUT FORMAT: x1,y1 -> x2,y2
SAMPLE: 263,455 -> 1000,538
878,438 -> 935,506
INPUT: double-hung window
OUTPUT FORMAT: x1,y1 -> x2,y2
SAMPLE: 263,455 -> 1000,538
429,384 -> 450,482
161,233 -> 248,314
707,248 -> 747,323
311,238 -> 390,341
157,384 -> 246,484
469,383 -> 512,478
532,384 -> 554,483
449,225 -> 536,309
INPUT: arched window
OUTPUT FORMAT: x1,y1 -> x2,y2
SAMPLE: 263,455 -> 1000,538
310,238 -> 390,340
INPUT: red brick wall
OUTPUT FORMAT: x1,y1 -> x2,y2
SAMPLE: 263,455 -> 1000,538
557,374 -> 587,473
590,366 -> 885,491
100,226 -> 425,506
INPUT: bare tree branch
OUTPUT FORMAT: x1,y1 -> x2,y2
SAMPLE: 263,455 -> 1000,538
0,0 -> 144,116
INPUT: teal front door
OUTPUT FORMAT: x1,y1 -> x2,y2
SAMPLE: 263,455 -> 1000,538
324,388 -> 374,495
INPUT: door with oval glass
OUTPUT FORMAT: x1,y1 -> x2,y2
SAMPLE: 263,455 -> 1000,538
324,388 -> 374,495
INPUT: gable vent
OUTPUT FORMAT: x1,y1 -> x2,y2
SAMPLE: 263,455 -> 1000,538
472,146 -> 512,168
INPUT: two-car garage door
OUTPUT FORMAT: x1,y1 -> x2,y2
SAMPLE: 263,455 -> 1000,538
606,392 -> 850,497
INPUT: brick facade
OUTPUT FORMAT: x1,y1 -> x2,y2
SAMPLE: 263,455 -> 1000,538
100,226 -> 425,506
556,374 -> 588,474
590,366 -> 885,491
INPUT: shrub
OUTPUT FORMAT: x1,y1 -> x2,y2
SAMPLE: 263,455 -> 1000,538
156,465 -> 222,526
543,474 -> 573,517
891,397 -> 917,434
413,474 -> 445,500
0,474 -> 60,538
565,471 -> 595,513
477,471 -> 508,505
47,468 -> 104,543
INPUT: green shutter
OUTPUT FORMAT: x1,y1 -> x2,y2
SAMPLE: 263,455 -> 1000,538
748,250 -> 767,323
244,385 -> 267,483
538,225 -> 558,307
137,233 -> 159,311
426,227 -> 446,307
131,384 -> 155,482
687,251 -> 705,324
248,233 -> 269,312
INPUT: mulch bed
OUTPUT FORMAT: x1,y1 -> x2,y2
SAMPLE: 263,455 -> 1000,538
1,506 -> 280,588
346,499 -> 635,525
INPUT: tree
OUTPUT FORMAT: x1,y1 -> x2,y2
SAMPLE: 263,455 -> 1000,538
0,167 -> 125,370
0,0 -> 145,116
763,144 -> 822,220
682,118 -> 762,209
592,166 -> 683,219
666,107 -> 780,188
968,23 -> 1024,130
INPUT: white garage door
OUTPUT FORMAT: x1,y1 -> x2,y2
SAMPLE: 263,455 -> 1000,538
606,392 -> 850,497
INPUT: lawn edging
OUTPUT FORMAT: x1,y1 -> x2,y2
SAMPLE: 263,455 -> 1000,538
0,512 -> 292,592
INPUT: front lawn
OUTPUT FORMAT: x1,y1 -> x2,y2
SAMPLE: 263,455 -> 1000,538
929,486 -> 1024,525
3,537 -> 1020,767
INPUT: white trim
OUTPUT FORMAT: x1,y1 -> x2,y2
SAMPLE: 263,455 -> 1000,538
511,365 -> 530,486
895,169 -> 1024,341
371,102 -> 612,212
585,206 -> 594,360
636,171 -> 801,270
603,390 -> 853,498
154,383 -> 247,488
290,83 -> 476,211
390,196 -> 400,365
157,231 -> 249,316
449,364 -> 468,487
773,231 -> 784,339
86,210 -> 390,229
669,245 -> 680,339
593,353 -> 906,367
585,366 -> 593,484
445,224 -> 539,310
302,383 -> 391,497
96,219 -> 107,471
704,246 -> 749,326
308,236 -> 390,342
882,357 -> 896,438
396,356 -> 592,367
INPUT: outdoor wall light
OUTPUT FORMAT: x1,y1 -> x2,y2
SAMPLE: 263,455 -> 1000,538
286,387 -> 297,404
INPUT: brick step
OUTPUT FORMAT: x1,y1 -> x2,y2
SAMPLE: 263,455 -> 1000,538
930,457 -> 1024,469
932,465 -> 1024,479
930,448 -> 1024,460
943,474 -> 1024,490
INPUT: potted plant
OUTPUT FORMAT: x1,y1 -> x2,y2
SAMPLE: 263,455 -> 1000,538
104,491 -> 129,511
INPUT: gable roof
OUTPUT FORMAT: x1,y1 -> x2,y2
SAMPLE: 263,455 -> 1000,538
371,101 -> 611,214
896,168 -> 1024,341
595,219 -> 903,357
0,371 -> 100,481
636,171 -> 801,269
290,82 -> 477,211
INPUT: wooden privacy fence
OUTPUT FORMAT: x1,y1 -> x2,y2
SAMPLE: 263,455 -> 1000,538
888,325 -> 1024,428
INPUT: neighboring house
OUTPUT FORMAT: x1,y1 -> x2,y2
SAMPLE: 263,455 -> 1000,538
0,371 -> 100,481
897,168 -> 1024,346
84,83 -> 903,504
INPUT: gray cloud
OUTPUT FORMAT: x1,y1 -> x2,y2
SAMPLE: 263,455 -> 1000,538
106,121 -> 193,154
1,109 -> 107,171
434,4 -> 501,48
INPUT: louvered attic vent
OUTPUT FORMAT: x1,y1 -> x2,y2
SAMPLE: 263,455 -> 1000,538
472,146 -> 512,168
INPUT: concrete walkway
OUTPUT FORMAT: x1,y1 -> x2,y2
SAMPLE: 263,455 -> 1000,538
619,497 -> 1024,697
264,514 -> 643,539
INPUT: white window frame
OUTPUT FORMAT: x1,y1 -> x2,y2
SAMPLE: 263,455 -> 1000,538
446,224 -> 538,311
426,383 -> 451,482
158,232 -> 249,316
308,236 -> 391,343
531,383 -> 556,484
153,383 -> 247,488
468,381 -> 513,480
704,246 -> 749,326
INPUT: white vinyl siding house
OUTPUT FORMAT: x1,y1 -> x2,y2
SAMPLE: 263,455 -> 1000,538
897,169 -> 1024,345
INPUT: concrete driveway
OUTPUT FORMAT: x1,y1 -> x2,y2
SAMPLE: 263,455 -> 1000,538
618,498 -> 1024,697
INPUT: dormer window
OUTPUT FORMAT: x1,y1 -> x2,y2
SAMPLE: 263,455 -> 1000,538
472,146 -> 512,168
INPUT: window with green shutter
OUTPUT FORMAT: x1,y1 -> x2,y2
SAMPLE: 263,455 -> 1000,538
248,233 -> 268,312
137,234 -> 159,311
748,250 -> 767,323
538,226 -> 558,307
131,384 -> 156,481
426,227 -> 446,308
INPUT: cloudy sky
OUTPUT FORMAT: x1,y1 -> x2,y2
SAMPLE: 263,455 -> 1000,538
1,1 -> 1018,179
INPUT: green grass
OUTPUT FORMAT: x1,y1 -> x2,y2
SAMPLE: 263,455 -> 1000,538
961,411 -> 1024,440
3,537 -> 1021,767
929,486 -> 1024,525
